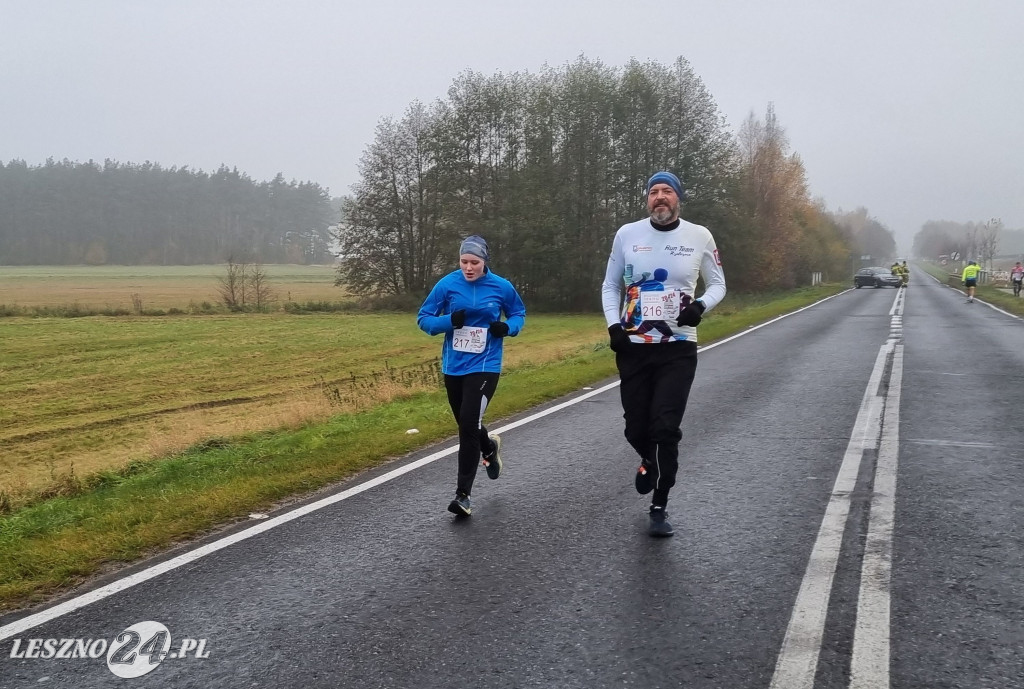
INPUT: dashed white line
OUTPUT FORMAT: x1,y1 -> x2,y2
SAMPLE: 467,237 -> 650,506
850,344 -> 902,688
769,341 -> 888,689
770,288 -> 904,689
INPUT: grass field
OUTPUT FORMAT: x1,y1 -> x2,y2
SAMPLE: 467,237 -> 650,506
0,311 -> 610,507
0,264 -> 344,311
0,275 -> 848,609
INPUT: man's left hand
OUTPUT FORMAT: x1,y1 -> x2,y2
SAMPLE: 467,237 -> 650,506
489,321 -> 510,338
676,300 -> 705,327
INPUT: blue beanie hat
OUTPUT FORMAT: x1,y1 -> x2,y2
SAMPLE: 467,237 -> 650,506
646,171 -> 684,200
459,235 -> 489,263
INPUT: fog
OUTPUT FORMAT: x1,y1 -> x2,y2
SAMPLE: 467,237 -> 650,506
3,0 -> 1022,251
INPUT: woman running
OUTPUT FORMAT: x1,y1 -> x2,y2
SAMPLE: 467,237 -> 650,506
417,235 -> 526,517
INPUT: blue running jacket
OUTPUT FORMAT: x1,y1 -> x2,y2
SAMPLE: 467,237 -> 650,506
417,269 -> 526,375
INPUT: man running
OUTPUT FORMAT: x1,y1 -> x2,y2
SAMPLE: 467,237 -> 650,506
601,171 -> 727,537
962,260 -> 980,302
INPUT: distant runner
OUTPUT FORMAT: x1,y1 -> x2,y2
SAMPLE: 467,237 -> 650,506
962,260 -> 980,303
1011,261 -> 1023,297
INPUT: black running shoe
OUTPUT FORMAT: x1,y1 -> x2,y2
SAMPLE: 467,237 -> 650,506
635,458 -> 657,495
648,505 -> 674,537
482,433 -> 502,480
447,492 -> 471,517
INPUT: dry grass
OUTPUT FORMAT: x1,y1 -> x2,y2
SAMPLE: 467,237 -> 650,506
142,376 -> 442,458
0,312 -> 608,509
0,264 -> 344,310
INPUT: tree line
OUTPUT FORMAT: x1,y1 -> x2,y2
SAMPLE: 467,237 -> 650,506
335,56 -> 882,311
912,219 -> 1024,269
832,208 -> 896,265
0,159 -> 335,265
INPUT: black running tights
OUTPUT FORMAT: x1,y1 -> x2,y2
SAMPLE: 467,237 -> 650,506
444,372 -> 500,495
615,341 -> 698,506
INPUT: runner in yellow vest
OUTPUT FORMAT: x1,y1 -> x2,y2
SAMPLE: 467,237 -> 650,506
961,261 -> 980,302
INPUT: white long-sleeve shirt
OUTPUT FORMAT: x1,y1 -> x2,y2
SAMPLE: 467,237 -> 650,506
601,217 -> 727,344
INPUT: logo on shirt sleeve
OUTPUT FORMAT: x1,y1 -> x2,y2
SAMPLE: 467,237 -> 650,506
714,249 -> 722,266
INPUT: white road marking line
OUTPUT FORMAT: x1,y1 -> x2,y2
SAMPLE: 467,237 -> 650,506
906,439 -> 995,448
976,299 -> 1022,319
0,289 -> 847,640
887,287 -> 905,317
0,384 -> 618,641
698,291 -> 848,353
770,288 -> 904,689
850,344 -> 902,688
925,269 -> 1022,320
769,342 -> 888,689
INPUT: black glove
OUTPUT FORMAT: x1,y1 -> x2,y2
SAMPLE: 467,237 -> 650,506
676,299 -> 705,327
450,309 -> 466,329
608,324 -> 631,353
488,321 -> 509,338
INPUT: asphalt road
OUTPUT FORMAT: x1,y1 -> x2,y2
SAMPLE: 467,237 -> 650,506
2,268 -> 1022,689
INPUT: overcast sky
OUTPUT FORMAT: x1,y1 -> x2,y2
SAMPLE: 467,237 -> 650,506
3,0 -> 1022,251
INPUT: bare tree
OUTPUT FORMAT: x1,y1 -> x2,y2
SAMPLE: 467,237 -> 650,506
217,257 -> 250,310
962,225 -> 980,268
979,218 -> 1001,271
248,262 -> 276,311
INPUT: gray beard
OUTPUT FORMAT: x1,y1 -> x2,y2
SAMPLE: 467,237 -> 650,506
650,206 -> 676,224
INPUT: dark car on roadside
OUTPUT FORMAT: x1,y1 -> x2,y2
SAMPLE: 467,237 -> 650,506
854,266 -> 902,288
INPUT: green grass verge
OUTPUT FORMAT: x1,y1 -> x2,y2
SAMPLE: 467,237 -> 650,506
0,283 -> 845,610
975,287 -> 1024,316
